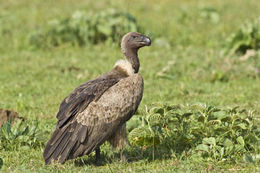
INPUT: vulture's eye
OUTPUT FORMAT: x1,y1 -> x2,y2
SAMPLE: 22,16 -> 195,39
132,35 -> 137,39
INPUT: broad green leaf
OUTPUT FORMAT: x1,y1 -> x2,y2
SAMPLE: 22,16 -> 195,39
218,147 -> 224,158
198,115 -> 204,122
149,113 -> 162,126
243,154 -> 254,164
6,123 -> 11,135
234,144 -> 244,152
207,120 -> 221,125
191,103 -> 206,111
223,138 -> 233,148
97,24 -> 112,36
246,134 -> 259,144
220,116 -> 232,123
151,107 -> 164,115
237,136 -> 245,147
213,111 -> 227,119
236,123 -> 247,130
203,137 -> 216,146
182,112 -> 193,118
196,144 -> 209,152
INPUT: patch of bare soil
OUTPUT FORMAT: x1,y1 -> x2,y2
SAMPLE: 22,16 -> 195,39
0,109 -> 24,126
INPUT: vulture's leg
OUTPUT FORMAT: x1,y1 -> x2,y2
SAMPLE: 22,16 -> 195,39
95,147 -> 101,165
108,123 -> 129,162
120,150 -> 128,163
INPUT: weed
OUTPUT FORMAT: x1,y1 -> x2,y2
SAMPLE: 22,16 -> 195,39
225,18 -> 260,54
0,119 -> 45,151
129,103 -> 260,162
28,9 -> 140,48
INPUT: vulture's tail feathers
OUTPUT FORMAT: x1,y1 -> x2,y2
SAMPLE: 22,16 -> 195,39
43,121 -> 88,164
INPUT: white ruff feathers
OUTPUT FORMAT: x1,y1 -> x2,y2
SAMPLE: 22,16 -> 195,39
114,59 -> 134,76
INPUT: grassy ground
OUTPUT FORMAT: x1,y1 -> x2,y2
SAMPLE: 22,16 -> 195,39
0,0 -> 260,172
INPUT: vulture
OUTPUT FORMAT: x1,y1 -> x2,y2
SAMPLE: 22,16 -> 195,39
43,32 -> 151,164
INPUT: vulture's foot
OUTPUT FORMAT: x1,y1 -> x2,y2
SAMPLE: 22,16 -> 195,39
94,147 -> 101,166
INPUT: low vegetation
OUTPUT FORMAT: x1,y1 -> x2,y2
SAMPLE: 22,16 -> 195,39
129,104 -> 260,163
0,119 -> 44,151
28,9 -> 140,48
225,18 -> 260,54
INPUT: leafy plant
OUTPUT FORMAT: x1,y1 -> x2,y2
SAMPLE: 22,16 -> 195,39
128,103 -> 260,162
28,9 -> 141,48
0,119 -> 45,151
225,18 -> 260,54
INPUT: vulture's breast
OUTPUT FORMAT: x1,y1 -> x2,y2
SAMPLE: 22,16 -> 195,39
76,74 -> 144,126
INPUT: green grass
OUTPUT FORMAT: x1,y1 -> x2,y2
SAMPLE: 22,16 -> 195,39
0,0 -> 260,172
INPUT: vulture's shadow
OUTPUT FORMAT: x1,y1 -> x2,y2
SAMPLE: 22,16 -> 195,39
73,153 -> 109,167
73,146 -> 173,167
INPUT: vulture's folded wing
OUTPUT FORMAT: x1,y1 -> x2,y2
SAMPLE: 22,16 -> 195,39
43,74 -> 120,164
56,74 -> 120,128
43,74 -> 143,164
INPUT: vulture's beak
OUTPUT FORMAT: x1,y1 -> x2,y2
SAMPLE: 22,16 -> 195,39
140,35 -> 152,46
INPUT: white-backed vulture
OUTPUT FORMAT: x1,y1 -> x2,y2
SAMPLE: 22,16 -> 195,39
43,32 -> 151,164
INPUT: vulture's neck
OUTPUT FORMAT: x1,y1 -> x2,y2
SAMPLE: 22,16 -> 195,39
122,48 -> 140,73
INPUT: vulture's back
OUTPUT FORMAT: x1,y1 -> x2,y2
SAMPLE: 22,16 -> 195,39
77,74 -> 143,126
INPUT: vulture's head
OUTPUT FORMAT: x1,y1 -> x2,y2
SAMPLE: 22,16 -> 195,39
121,32 -> 151,52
